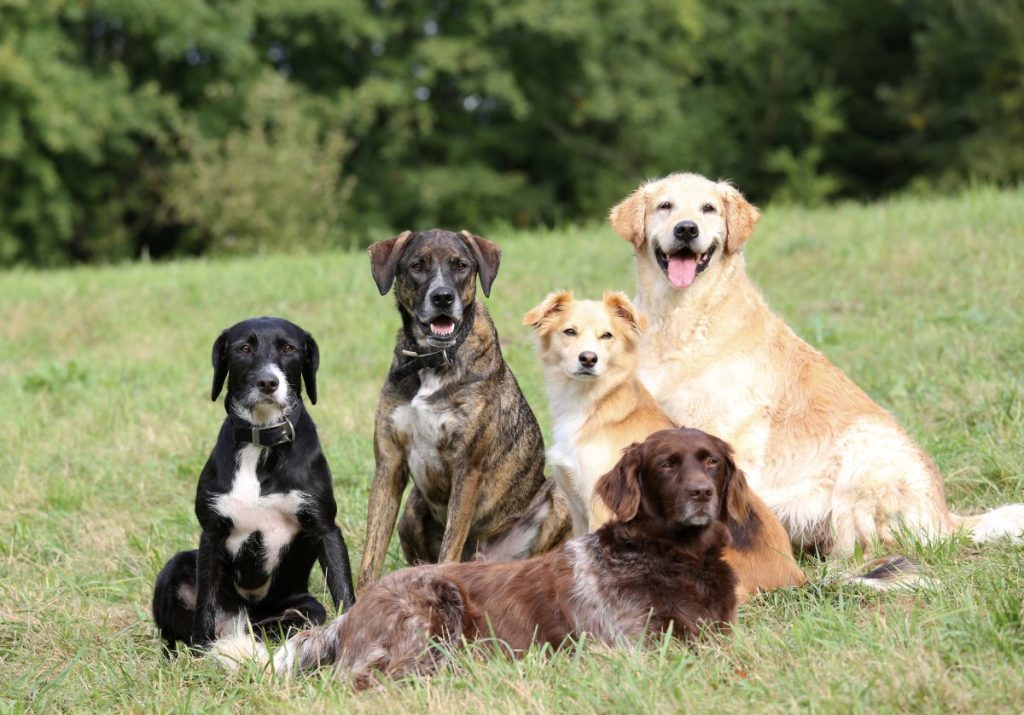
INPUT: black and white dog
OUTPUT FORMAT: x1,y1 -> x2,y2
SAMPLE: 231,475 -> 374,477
152,317 -> 355,652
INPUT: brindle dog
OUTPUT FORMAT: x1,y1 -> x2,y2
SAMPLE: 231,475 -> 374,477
359,229 -> 569,588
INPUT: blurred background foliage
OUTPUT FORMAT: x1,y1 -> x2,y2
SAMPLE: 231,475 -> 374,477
1,0 -> 1022,266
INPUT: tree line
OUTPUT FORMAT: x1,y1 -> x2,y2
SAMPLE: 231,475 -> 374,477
1,0 -> 1021,267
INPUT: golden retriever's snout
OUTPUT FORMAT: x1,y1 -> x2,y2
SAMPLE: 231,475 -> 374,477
673,220 -> 700,243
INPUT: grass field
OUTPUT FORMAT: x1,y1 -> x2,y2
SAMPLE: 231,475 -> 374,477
2,187 -> 1023,713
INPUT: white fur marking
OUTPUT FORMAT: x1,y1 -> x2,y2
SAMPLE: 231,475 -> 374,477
566,537 -> 644,642
213,444 -> 307,579
390,369 -> 451,499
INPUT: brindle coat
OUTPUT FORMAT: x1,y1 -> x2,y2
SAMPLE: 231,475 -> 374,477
359,229 -> 569,588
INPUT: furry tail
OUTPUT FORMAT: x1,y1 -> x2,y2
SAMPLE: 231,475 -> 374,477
951,504 -> 1024,544
210,614 -> 342,676
840,555 -> 931,591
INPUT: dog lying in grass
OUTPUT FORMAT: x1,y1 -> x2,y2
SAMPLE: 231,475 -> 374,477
213,427 -> 739,689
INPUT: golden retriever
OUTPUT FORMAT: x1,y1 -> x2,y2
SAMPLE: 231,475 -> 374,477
609,171 -> 1024,555
523,290 -> 806,601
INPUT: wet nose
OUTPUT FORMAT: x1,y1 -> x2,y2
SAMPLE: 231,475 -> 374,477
579,351 -> 598,368
688,484 -> 714,502
673,221 -> 699,242
430,289 -> 456,309
256,373 -> 279,394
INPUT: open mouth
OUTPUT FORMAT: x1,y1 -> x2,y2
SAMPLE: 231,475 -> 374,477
422,316 -> 458,342
654,243 -> 717,288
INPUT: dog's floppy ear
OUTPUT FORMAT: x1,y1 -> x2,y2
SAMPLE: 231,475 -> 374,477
522,291 -> 573,335
602,291 -> 647,337
368,230 -> 413,295
711,436 -> 749,523
210,330 -> 229,402
717,181 -> 760,254
594,442 -> 645,523
459,230 -> 501,297
609,184 -> 647,248
302,331 -> 320,405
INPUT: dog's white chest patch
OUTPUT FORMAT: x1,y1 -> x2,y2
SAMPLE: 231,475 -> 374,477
213,445 -> 307,580
390,369 -> 452,489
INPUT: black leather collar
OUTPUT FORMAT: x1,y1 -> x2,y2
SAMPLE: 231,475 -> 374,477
232,416 -> 295,448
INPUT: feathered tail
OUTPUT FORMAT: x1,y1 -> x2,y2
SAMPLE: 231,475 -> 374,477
951,504 -> 1024,544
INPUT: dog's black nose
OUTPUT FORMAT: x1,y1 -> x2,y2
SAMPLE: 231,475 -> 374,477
257,375 -> 279,394
689,486 -> 713,502
673,221 -> 699,242
430,289 -> 456,309
578,351 -> 598,369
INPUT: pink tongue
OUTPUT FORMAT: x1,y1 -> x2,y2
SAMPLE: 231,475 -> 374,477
667,256 -> 698,288
431,319 -> 454,335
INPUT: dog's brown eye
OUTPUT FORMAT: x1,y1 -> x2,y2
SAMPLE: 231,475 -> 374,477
281,344 -> 295,353
600,332 -> 613,340
657,201 -> 672,211
701,203 -> 716,214
705,457 -> 719,467
411,261 -> 426,272
238,344 -> 252,354
563,328 -> 577,336
453,260 -> 469,272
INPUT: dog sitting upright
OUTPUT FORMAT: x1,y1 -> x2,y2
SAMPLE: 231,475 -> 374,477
152,317 -> 355,651
358,229 -> 570,588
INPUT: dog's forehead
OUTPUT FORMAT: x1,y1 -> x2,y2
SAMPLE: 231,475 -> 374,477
567,300 -> 614,329
225,317 -> 303,344
677,428 -> 722,455
645,428 -> 717,458
649,174 -> 720,207
402,230 -> 474,263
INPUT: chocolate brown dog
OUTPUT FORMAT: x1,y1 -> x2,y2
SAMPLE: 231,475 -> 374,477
358,229 -> 569,588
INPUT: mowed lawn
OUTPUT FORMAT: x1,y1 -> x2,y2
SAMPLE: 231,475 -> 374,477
2,187 -> 1023,713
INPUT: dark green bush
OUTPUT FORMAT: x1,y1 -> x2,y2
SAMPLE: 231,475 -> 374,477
1,0 -> 1021,266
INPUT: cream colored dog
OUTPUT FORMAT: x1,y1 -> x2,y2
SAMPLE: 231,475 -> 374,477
524,290 -> 807,602
609,171 -> 1024,555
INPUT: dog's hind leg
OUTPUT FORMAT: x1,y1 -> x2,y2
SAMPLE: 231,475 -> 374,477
152,550 -> 199,654
475,480 -> 572,561
398,487 -> 444,565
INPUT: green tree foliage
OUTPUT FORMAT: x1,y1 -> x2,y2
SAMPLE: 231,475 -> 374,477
1,0 -> 1022,266
0,0 -> 177,265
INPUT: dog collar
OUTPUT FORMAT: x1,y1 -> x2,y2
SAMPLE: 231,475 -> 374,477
389,347 -> 453,381
232,417 -> 295,448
